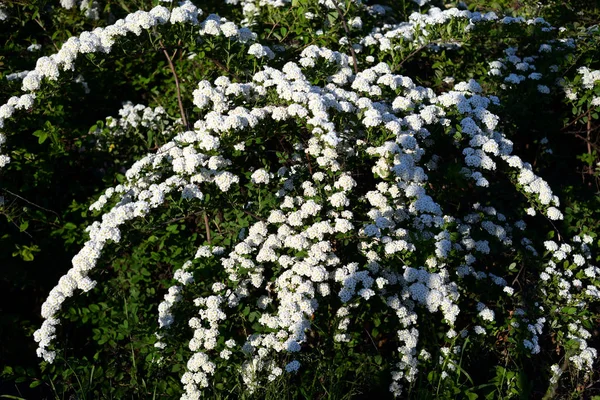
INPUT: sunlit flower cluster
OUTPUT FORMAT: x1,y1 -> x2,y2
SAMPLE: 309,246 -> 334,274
0,0 -> 597,398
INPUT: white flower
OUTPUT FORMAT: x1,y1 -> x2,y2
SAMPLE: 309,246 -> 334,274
473,326 -> 486,335
248,43 -> 275,59
537,85 -> 550,94
251,168 -> 270,184
329,192 -> 349,208
285,360 -> 301,373
479,308 -> 495,322
546,207 -> 563,220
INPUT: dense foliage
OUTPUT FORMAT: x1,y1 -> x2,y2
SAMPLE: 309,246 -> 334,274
1,0 -> 600,398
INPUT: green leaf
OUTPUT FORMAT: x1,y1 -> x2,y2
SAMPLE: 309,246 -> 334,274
29,380 -> 42,388
465,390 -> 479,400
19,220 -> 28,232
327,11 -> 338,25
64,222 -> 77,230
33,129 -> 48,144
562,307 -> 577,315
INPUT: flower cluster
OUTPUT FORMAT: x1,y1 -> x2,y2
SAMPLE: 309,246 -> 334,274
0,0 -> 597,398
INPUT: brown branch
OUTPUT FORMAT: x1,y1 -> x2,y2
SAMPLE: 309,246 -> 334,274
214,211 -> 223,235
396,39 -> 444,70
241,209 -> 266,222
1,189 -> 59,216
305,152 -> 313,175
265,22 -> 280,41
561,110 -> 594,132
511,263 -> 525,287
155,211 -> 202,228
566,130 -> 600,153
160,41 -> 189,130
203,211 -> 211,244
208,57 -> 242,82
587,109 -> 592,156
34,18 -> 59,52
333,2 -> 358,74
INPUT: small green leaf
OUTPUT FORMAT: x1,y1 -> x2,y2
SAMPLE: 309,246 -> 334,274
29,380 -> 42,388
33,130 -> 48,144
562,307 -> 577,315
19,220 -> 29,232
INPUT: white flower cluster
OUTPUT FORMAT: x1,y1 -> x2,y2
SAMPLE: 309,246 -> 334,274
577,66 -> 600,90
560,66 -> 600,105
94,101 -> 181,150
10,0 -> 597,397
486,42 -> 573,95
533,235 -> 599,370
358,6 -> 555,58
0,1 -> 262,169
0,5 -> 7,21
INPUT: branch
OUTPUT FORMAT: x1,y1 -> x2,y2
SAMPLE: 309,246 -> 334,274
208,57 -> 242,82
587,109 -> 593,156
34,18 -> 60,52
333,2 -> 358,74
305,152 -> 313,175
561,110 -> 594,132
241,209 -> 266,222
203,211 -> 212,244
1,189 -> 59,216
160,41 -> 189,130
396,39 -> 445,70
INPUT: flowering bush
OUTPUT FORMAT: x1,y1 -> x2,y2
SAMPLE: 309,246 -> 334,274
1,0 -> 599,398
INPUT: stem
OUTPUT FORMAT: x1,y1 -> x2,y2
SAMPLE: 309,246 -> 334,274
226,39 -> 232,71
587,108 -> 592,156
160,41 -> 189,129
305,152 -> 313,175
203,211 -> 212,244
561,109 -> 593,132
34,18 -> 59,52
1,188 -> 59,216
396,39 -> 444,70
258,187 -> 262,211
209,57 -> 242,82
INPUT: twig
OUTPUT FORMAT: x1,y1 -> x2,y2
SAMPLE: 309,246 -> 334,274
1,188 -> 59,216
364,327 -> 379,352
265,22 -> 280,41
305,152 -> 313,175
511,262 -> 526,288
565,130 -> 600,153
561,110 -> 594,132
208,57 -> 242,82
396,40 -> 444,70
155,211 -> 202,228
203,211 -> 211,244
241,209 -> 266,222
214,211 -> 223,235
333,2 -> 358,74
160,41 -> 189,130
34,18 -> 59,52
587,109 -> 592,156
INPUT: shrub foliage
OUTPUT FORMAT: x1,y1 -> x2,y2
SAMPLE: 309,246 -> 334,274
0,0 -> 599,399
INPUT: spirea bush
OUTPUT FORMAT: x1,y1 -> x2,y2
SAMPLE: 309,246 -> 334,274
1,0 -> 599,398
